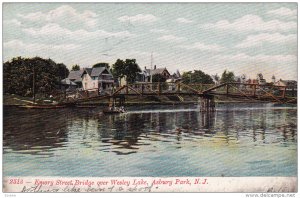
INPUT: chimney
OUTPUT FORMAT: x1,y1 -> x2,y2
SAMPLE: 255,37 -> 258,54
154,65 -> 156,69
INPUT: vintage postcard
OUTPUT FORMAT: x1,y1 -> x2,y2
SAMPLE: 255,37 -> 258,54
2,2 -> 298,195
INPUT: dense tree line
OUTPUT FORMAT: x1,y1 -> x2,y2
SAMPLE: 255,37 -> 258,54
182,70 -> 214,84
3,57 -> 69,97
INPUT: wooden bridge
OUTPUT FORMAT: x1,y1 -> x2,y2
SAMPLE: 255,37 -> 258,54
60,82 -> 297,111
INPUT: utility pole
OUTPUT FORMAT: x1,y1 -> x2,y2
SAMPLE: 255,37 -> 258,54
150,52 -> 153,83
150,52 -> 153,90
32,64 -> 36,103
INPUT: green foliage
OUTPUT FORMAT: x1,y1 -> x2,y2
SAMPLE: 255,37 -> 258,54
3,56 -> 69,96
182,70 -> 214,84
112,59 -> 125,79
71,64 -> 80,71
111,59 -> 141,84
220,70 -> 235,83
92,62 -> 110,68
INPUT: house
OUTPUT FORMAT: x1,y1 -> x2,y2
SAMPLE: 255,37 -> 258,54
246,79 -> 259,84
275,79 -> 297,87
166,70 -> 182,91
166,70 -> 181,83
274,79 -> 297,97
81,67 -> 114,91
275,79 -> 297,90
60,78 -> 78,91
68,69 -> 84,88
144,65 -> 171,82
257,73 -> 266,85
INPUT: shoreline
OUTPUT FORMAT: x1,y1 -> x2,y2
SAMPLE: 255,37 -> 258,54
3,100 -> 273,108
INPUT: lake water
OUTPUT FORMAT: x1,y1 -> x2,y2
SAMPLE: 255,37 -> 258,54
3,103 -> 297,177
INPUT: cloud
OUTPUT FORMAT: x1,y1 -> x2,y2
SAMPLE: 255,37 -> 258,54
179,42 -> 225,52
202,14 -> 297,32
118,14 -> 158,24
18,5 -> 98,28
211,53 -> 297,80
157,35 -> 187,43
176,18 -> 193,23
3,19 -> 22,27
215,53 -> 296,63
235,33 -> 296,48
267,7 -> 297,19
4,39 -> 80,52
150,29 -> 169,34
22,23 -> 135,41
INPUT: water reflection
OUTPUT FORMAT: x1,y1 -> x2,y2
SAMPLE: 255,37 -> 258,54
3,104 -> 297,157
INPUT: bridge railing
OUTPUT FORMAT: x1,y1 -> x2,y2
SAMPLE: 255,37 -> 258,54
54,82 -> 297,104
123,82 -> 216,95
204,82 -> 297,99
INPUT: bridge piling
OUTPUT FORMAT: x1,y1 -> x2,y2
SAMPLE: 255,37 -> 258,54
200,95 -> 215,112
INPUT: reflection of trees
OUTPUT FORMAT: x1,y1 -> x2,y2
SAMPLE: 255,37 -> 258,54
5,105 -> 296,157
3,107 -> 69,155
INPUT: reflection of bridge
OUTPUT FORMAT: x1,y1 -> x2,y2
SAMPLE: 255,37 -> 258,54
62,82 -> 297,110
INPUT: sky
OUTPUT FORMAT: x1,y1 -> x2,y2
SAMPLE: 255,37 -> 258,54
3,3 -> 298,81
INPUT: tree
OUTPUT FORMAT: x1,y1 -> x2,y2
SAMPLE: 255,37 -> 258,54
3,56 -> 69,97
220,70 -> 235,84
182,70 -> 214,84
111,59 -> 141,84
112,59 -> 125,83
92,62 -> 110,68
124,59 -> 141,83
71,64 -> 80,71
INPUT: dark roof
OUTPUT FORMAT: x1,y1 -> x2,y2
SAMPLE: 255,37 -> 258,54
84,68 -> 93,76
145,67 -> 170,76
68,70 -> 84,82
90,67 -> 106,77
82,67 -> 112,77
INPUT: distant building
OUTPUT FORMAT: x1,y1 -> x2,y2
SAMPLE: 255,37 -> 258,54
81,67 -> 114,91
67,69 -> 84,88
275,79 -> 297,89
144,65 -> 171,82
274,79 -> 297,97
166,70 -> 181,83
60,69 -> 84,90
257,73 -> 266,85
272,75 -> 276,84
246,79 -> 259,84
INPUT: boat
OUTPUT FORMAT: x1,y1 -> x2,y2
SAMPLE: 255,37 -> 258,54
19,105 -> 66,109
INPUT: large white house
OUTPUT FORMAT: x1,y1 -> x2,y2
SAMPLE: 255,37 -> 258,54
81,67 -> 114,91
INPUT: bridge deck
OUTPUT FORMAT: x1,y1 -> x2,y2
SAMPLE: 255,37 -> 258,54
60,82 -> 297,105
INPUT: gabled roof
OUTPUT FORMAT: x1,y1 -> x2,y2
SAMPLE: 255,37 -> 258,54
82,67 -> 112,77
91,67 -> 107,77
145,67 -> 170,76
68,70 -> 84,82
84,68 -> 93,76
